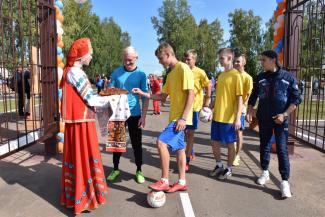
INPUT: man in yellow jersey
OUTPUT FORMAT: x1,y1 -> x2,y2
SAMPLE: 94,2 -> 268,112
233,53 -> 253,166
132,42 -> 194,193
209,48 -> 243,179
183,49 -> 211,172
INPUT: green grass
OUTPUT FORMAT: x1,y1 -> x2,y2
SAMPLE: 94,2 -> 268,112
0,98 -> 40,113
0,99 -> 17,112
297,100 -> 325,119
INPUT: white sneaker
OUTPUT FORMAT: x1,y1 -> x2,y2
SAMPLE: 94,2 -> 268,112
256,170 -> 270,185
281,180 -> 292,198
219,168 -> 232,180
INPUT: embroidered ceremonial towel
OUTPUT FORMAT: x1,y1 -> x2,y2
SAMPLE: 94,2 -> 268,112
106,94 -> 130,152
96,94 -> 130,152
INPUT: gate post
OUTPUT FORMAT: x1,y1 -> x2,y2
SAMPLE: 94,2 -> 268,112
38,0 -> 60,155
283,0 -> 304,154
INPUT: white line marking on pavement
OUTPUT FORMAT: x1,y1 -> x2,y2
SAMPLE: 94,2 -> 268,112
180,192 -> 195,217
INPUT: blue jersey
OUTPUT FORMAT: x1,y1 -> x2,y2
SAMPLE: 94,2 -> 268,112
109,66 -> 148,116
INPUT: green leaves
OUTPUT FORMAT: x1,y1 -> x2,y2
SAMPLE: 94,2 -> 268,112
62,0 -> 130,79
0,0 -> 38,71
263,16 -> 276,51
228,9 -> 263,78
152,0 -> 223,73
196,18 -> 223,72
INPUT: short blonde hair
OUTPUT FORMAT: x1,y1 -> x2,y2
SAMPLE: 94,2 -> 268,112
155,42 -> 175,56
218,48 -> 234,59
184,49 -> 197,60
124,46 -> 138,57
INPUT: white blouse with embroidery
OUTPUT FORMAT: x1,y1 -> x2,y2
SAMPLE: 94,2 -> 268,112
67,66 -> 110,108
66,64 -> 131,134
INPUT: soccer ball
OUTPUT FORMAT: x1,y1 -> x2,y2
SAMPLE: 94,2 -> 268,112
147,191 -> 166,208
199,107 -> 212,123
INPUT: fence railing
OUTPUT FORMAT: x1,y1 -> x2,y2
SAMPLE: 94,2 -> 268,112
0,0 -> 58,158
285,0 -> 325,151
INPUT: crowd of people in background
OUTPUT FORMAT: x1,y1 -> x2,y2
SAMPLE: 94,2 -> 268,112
95,74 -> 110,93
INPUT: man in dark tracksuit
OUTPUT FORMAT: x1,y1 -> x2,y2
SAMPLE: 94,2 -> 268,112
247,50 -> 301,198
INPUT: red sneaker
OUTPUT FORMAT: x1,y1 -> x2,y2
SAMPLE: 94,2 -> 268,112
166,183 -> 188,193
149,180 -> 170,191
185,163 -> 190,172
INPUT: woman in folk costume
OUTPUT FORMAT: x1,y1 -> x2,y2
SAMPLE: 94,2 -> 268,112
60,38 -> 110,214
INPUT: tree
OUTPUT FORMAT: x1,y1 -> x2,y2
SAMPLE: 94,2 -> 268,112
98,18 -> 131,75
152,0 -> 224,73
151,0 -> 197,60
228,9 -> 263,78
195,18 -> 223,72
62,0 -> 130,78
0,1 -> 38,71
262,16 -> 276,51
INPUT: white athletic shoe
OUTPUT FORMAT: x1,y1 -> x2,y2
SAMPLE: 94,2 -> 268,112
219,168 -> 232,180
256,170 -> 270,185
281,180 -> 292,198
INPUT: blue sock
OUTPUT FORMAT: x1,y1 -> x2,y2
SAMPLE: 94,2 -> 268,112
186,157 -> 190,163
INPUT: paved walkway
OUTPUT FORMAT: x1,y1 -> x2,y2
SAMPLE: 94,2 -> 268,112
1,103 -> 325,217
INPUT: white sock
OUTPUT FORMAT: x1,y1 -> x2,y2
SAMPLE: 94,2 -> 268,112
216,161 -> 223,168
178,179 -> 186,185
227,166 -> 232,171
263,170 -> 269,175
161,178 -> 169,185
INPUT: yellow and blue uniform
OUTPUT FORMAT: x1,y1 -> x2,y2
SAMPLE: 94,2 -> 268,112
158,62 -> 194,151
187,66 -> 210,130
239,71 -> 253,130
211,69 -> 243,144
241,71 -> 253,113
192,67 -> 210,112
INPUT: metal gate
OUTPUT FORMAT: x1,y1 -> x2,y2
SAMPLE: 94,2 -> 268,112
0,0 -> 58,158
284,0 -> 325,151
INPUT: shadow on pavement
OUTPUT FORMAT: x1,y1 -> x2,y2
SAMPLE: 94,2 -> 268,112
103,167 -> 153,208
0,160 -> 75,217
223,177 -> 283,200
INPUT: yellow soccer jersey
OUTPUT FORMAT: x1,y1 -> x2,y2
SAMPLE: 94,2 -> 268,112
241,71 -> 253,113
192,66 -> 210,112
163,62 -> 194,125
213,69 -> 243,123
